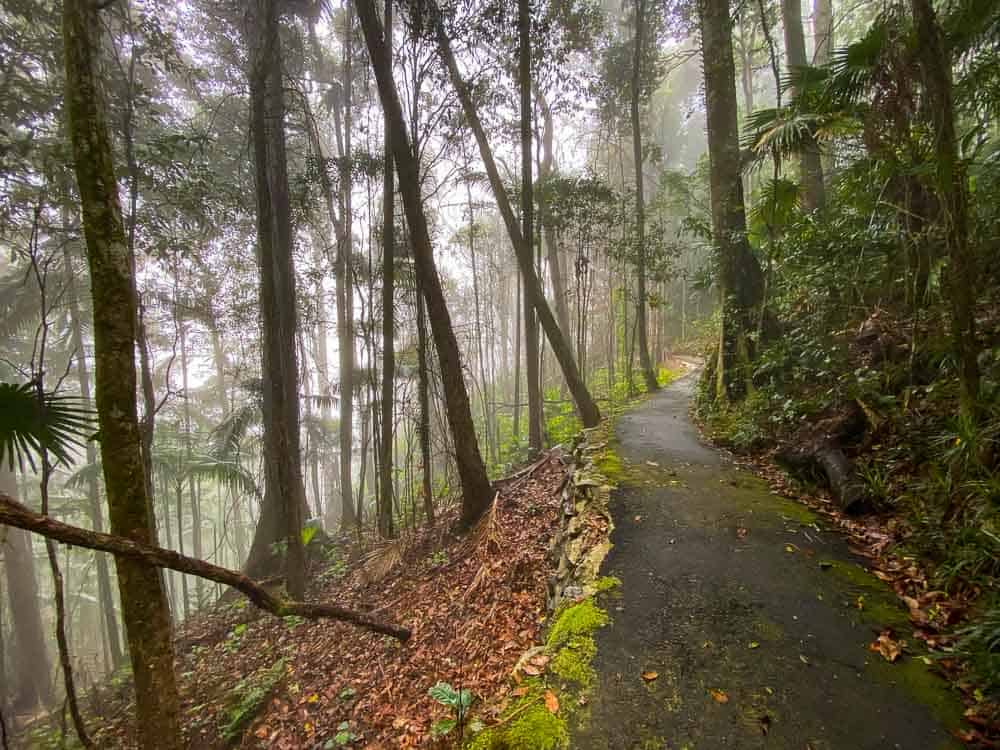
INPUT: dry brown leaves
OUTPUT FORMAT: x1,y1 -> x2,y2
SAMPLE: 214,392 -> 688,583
92,455 -> 569,749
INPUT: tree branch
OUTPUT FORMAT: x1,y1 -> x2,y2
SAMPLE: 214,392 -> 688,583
0,493 -> 410,641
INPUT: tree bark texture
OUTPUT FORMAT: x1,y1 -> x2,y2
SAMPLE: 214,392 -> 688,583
243,0 -> 307,599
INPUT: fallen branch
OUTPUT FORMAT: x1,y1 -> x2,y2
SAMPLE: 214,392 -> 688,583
0,493 -> 410,641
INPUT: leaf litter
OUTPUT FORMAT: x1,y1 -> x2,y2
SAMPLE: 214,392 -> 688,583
92,454 -> 570,749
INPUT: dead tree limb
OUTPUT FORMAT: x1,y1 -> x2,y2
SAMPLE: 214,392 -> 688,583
0,493 -> 410,641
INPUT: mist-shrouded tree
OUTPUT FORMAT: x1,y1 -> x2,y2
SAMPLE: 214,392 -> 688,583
428,0 -> 602,430
242,0 -> 307,596
62,0 -> 181,745
630,0 -> 661,393
781,0 -> 826,210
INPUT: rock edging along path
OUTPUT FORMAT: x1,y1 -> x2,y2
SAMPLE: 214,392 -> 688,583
570,370 -> 965,750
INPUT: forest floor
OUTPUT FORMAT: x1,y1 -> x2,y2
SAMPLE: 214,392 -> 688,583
570,370 -> 983,749
74,455 -> 574,749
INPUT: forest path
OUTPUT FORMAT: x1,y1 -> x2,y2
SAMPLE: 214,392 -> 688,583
570,370 -> 964,750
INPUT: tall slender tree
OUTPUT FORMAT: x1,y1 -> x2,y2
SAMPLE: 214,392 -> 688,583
62,0 -> 181,745
379,0 -> 396,538
631,0 -> 659,392
781,0 -> 826,210
429,1 -> 601,429
519,0 -> 543,454
355,0 -> 493,527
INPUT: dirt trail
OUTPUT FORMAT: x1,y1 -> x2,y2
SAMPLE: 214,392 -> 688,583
571,371 -> 964,750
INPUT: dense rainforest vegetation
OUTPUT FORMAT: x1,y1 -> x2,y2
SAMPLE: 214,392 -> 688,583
0,0 -> 998,745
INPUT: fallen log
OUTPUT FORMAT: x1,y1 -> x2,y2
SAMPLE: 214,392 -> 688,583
775,403 -> 868,514
777,441 -> 867,514
0,492 -> 410,641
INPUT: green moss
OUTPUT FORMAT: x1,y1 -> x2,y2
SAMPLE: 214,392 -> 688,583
550,636 -> 597,686
593,575 -> 621,594
546,599 -> 609,651
467,695 -> 569,750
866,654 -> 966,733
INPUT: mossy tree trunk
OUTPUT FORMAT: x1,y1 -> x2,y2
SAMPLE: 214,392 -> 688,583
700,0 -> 765,401
911,0 -> 980,418
62,0 -> 181,745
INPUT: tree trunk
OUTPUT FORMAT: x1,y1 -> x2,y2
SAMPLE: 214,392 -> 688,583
700,0 -> 766,401
62,0 -> 181,745
244,0 -> 307,599
356,0 -> 494,527
537,93 -> 573,353
781,0 -> 826,211
378,0 -> 396,539
519,0 -> 543,455
631,0 -> 660,392
415,282 -> 434,523
338,3 -> 358,529
1,467 -> 53,711
911,0 -> 980,418
812,0 -> 833,64
430,1 -> 601,429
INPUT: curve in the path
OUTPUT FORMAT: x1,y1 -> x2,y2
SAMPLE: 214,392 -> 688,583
571,371 -> 964,750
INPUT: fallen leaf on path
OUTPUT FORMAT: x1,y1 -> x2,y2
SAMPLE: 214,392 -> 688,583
748,641 -> 760,649
641,671 -> 659,682
736,527 -> 749,539
869,632 -> 902,662
799,654 -> 811,665
544,690 -> 559,714
784,543 -> 799,553
709,689 -> 729,704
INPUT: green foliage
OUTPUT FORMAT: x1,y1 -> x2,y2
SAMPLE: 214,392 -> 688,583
952,596 -> 1000,695
220,659 -> 285,742
325,721 -> 358,747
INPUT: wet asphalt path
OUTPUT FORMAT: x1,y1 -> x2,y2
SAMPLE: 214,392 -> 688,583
570,372 -> 962,750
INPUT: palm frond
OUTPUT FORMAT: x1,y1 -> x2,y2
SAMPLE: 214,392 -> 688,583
0,381 -> 94,471
750,178 -> 802,233
64,458 -> 103,490
209,404 -> 260,460
184,454 -> 261,498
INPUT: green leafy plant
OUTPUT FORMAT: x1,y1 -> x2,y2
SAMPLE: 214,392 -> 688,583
220,659 -> 285,742
428,681 -> 474,739
324,720 -> 358,747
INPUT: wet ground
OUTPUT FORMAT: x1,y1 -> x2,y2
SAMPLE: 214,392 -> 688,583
570,371 -> 964,750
